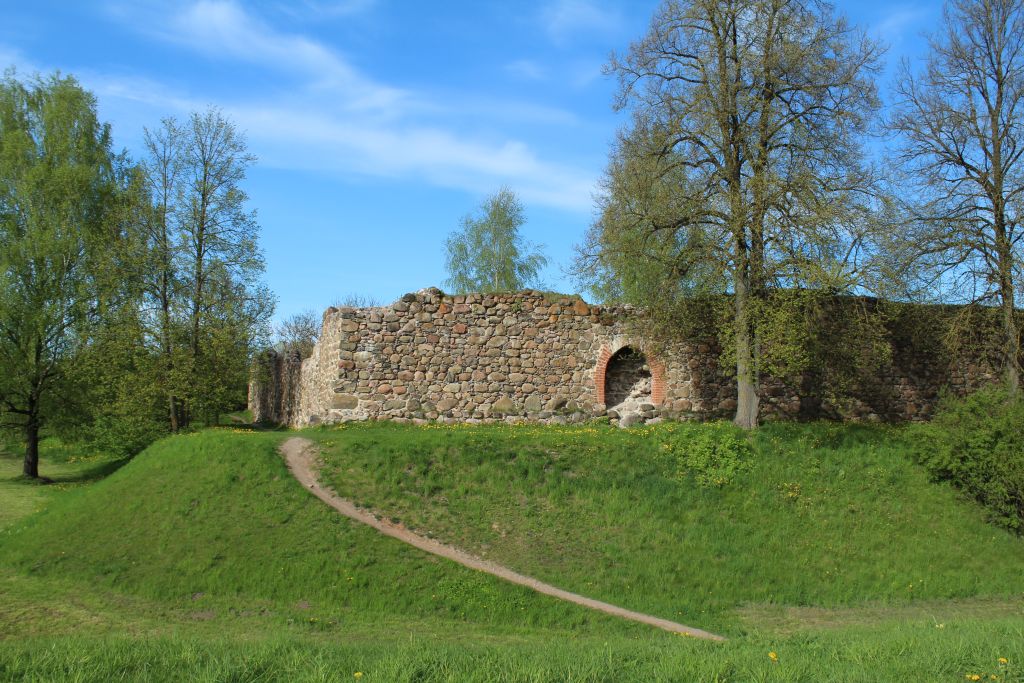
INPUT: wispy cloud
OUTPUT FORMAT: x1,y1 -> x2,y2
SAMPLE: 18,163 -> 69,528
541,0 -> 619,45
225,104 -> 596,212
264,0 -> 377,20
505,59 -> 547,81
100,1 -> 596,212
871,5 -> 932,45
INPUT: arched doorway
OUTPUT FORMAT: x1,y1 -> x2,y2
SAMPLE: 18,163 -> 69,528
603,346 -> 652,410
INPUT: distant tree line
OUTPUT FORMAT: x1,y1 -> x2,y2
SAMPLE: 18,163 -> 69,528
0,69 -> 273,478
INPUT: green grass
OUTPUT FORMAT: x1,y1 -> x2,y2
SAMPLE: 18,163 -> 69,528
310,421 -> 1024,633
0,437 -> 128,531
0,422 -> 1022,681
0,429 -> 618,635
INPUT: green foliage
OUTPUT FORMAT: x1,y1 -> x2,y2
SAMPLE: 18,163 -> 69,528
582,0 -> 886,427
657,422 -> 753,488
0,69 -> 130,476
444,187 -> 547,293
910,387 -> 1024,533
140,110 -> 273,429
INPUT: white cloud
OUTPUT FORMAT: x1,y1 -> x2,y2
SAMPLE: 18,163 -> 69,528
115,0 -> 407,113
228,104 -> 596,212
541,0 -> 619,45
266,0 -> 377,20
98,2 -> 598,212
505,59 -> 547,81
872,5 -> 931,44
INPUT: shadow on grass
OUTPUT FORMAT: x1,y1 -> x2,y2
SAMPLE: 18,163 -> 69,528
1,454 -> 132,487
49,457 -> 133,484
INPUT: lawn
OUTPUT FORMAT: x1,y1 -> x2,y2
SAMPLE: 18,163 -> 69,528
0,424 -> 1021,681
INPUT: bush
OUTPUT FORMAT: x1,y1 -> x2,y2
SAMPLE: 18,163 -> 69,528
658,422 -> 753,487
910,387 -> 1024,533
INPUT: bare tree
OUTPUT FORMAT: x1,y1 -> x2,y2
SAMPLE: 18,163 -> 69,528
890,0 -> 1024,395
331,293 -> 382,308
588,0 -> 883,427
276,309 -> 320,358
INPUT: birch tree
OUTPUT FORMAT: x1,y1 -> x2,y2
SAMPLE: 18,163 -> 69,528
444,187 -> 547,294
0,71 -> 121,477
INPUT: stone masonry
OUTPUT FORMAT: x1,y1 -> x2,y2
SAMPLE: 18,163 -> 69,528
250,288 -> 1007,427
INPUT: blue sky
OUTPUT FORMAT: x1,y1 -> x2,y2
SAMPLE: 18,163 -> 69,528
2,0 -> 941,321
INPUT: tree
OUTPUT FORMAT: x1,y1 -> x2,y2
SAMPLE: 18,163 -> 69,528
331,293 -> 381,308
276,309 -> 320,359
444,187 -> 547,293
889,0 -> 1024,395
578,0 -> 884,428
155,108 -> 273,427
140,117 -> 186,431
0,70 -> 123,477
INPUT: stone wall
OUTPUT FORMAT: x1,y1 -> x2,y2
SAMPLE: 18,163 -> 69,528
250,289 -> 1009,427
248,349 -> 303,426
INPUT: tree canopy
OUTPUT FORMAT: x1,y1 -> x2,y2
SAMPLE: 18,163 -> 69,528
0,70 -> 125,477
577,0 -> 885,427
444,187 -> 547,294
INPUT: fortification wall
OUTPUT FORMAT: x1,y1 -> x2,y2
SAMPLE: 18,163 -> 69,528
250,289 -> 1007,427
289,289 -> 725,426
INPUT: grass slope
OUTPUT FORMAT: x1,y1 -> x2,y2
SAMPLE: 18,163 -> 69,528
0,424 -> 1022,681
309,422 -> 1024,633
0,430 -> 612,636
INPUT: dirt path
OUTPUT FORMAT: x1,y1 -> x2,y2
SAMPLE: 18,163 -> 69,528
280,437 -> 725,642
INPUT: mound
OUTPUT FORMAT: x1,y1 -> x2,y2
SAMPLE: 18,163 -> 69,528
0,430 -> 607,631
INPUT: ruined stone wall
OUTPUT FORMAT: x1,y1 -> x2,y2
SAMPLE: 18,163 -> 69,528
248,349 -> 303,425
250,289 -> 1010,427
284,289 -> 719,426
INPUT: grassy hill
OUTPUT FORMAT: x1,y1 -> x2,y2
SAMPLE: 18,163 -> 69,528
0,424 -> 1022,681
310,422 -> 1024,632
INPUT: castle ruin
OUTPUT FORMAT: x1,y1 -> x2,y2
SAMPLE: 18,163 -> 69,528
250,288 -> 1007,428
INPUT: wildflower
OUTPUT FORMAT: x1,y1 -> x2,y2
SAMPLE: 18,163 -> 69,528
354,673 -> 364,679
967,675 -> 981,681
998,658 -> 1008,665
768,651 -> 778,663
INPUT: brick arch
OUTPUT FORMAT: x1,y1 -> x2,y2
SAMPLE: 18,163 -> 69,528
594,343 -> 666,407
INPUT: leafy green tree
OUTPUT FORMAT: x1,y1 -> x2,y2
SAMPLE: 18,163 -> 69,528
0,70 -> 124,477
137,108 -> 273,429
889,0 -> 1024,396
140,116 -> 186,431
444,187 -> 547,293
577,0 -> 885,428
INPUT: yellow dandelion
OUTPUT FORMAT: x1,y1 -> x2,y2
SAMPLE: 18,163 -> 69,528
998,658 -> 1008,665
354,673 -> 364,679
768,651 -> 778,663
968,675 -> 981,682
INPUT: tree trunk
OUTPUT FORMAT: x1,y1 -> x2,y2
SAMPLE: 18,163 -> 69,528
734,278 -> 760,429
168,393 -> 179,432
1002,288 -> 1020,397
22,416 -> 40,479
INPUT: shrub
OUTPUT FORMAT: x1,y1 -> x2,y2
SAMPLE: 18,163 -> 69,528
910,387 -> 1024,533
658,422 -> 753,487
